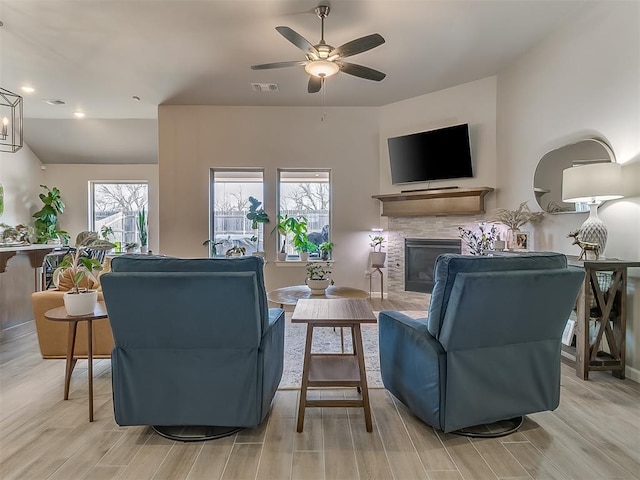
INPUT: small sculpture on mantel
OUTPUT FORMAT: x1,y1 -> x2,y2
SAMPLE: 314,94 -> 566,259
568,230 -> 600,261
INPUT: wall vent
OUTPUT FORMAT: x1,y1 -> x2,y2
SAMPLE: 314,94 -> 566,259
251,83 -> 279,92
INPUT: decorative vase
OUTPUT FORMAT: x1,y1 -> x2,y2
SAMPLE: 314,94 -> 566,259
140,245 -> 148,254
370,252 -> 386,267
506,229 -> 519,251
306,278 -> 330,295
321,250 -> 330,261
63,290 -> 98,316
579,203 -> 608,253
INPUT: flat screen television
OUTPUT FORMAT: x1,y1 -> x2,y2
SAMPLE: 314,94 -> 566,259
387,123 -> 473,184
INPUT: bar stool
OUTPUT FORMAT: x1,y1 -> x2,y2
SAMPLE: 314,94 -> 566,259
369,264 -> 384,299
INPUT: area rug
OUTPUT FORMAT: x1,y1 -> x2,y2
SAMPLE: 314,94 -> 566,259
278,310 -> 427,389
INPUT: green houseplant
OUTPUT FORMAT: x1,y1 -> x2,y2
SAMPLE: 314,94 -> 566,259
272,214 -> 307,261
369,235 -> 386,266
305,261 -> 333,295
319,241 -> 333,261
246,196 -> 269,254
137,209 -> 148,253
58,231 -> 114,315
32,185 -> 68,244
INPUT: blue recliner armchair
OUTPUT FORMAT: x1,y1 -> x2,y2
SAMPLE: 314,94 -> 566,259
101,255 -> 284,435
379,253 -> 584,434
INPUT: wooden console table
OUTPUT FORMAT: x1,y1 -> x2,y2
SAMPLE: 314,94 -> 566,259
565,257 -> 640,380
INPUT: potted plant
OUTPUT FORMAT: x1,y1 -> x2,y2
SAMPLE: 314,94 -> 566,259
246,196 -> 270,255
58,231 -> 114,316
319,241 -> 333,261
225,244 -> 246,257
203,238 -> 225,257
490,201 -> 544,250
125,242 -> 138,253
137,209 -> 148,254
305,262 -> 333,295
369,235 -> 386,266
295,238 -> 317,262
272,214 -> 306,261
32,185 -> 68,244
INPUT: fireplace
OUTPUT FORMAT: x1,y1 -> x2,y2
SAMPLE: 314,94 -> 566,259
405,238 -> 461,293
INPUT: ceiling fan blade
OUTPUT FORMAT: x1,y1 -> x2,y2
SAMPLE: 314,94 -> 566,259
330,33 -> 385,59
337,62 -> 386,81
308,76 -> 322,94
276,26 -> 319,57
251,60 -> 306,70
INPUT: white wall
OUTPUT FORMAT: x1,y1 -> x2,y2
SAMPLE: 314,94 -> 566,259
378,76 -> 498,215
158,106 -> 381,291
0,144 -> 44,225
497,2 -> 640,377
43,164 -> 159,253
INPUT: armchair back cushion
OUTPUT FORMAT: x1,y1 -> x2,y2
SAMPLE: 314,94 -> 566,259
102,255 -> 284,428
427,252 -> 567,338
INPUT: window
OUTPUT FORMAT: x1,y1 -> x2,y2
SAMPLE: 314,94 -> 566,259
278,169 -> 331,258
210,170 -> 265,257
90,182 -> 148,247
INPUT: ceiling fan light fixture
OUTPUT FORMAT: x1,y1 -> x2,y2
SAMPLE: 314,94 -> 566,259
305,60 -> 339,78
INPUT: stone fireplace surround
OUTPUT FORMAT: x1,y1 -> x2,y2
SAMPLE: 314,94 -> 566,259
386,214 -> 487,301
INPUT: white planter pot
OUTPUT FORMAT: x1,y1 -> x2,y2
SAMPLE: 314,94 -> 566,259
306,278 -> 330,295
140,245 -> 148,254
370,252 -> 386,267
299,252 -> 309,262
277,252 -> 287,261
63,290 -> 98,316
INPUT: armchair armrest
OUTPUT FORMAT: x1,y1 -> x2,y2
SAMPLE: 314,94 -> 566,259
378,311 -> 446,430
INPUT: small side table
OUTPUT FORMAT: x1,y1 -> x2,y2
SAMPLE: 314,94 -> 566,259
292,298 -> 377,432
44,301 -> 108,422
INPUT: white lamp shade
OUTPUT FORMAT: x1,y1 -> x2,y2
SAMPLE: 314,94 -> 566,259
562,162 -> 623,203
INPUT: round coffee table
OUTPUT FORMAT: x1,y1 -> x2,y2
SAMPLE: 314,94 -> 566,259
267,285 -> 370,352
267,285 -> 369,307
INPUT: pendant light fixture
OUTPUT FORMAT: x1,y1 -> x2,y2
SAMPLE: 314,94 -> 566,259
0,87 -> 23,153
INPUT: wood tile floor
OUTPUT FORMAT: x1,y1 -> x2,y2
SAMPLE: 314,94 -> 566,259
1,299 -> 639,480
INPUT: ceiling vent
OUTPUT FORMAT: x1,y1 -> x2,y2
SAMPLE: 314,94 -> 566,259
43,99 -> 66,105
251,83 -> 279,92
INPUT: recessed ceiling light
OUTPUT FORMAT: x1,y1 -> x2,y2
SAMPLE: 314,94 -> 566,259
43,99 -> 65,105
21,86 -> 35,93
73,111 -> 85,118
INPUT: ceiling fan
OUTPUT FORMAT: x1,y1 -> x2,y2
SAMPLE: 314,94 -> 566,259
251,5 -> 386,93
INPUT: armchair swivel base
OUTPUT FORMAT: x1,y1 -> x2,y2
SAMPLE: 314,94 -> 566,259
451,416 -> 524,438
152,425 -> 242,442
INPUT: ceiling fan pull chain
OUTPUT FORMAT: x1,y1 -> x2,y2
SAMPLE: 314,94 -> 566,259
321,78 -> 327,122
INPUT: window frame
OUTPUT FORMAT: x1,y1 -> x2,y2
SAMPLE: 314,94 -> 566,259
276,168 -> 332,259
89,180 -> 149,245
209,168 -> 266,257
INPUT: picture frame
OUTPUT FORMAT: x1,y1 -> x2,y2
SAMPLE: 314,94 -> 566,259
514,231 -> 529,251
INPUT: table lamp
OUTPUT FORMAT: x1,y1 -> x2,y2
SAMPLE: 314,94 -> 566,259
562,162 -> 623,253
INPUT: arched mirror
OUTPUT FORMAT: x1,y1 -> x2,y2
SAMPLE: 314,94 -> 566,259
534,138 -> 615,213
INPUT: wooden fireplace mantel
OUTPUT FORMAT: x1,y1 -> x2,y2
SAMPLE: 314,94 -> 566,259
372,187 -> 494,217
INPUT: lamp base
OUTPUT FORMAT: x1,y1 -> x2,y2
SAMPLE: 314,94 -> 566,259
579,203 -> 608,253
